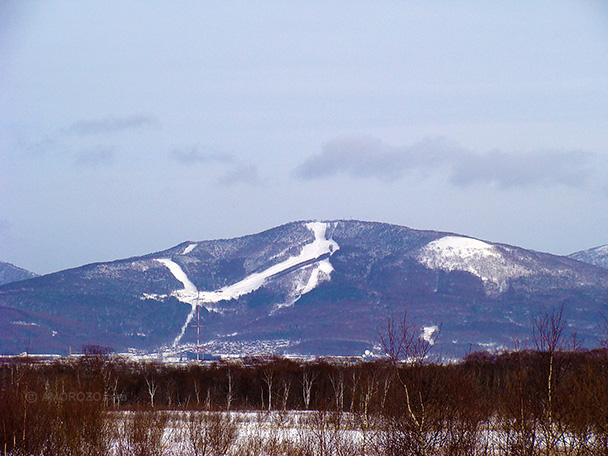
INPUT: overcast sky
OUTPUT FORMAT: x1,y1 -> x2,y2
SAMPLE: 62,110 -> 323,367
1,1 -> 608,274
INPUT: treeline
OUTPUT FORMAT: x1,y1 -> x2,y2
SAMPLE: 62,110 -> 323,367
2,346 -> 608,455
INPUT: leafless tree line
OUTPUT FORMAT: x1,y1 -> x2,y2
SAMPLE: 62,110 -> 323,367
1,308 -> 608,455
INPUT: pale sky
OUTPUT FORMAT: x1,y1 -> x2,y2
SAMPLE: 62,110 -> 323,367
2,1 -> 608,274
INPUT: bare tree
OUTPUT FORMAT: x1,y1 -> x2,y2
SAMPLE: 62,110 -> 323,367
225,369 -> 234,412
205,388 -> 212,410
380,369 -> 392,412
359,369 -> 379,455
115,409 -> 168,456
349,370 -> 360,414
166,377 -> 177,408
380,312 -> 435,428
533,306 -> 566,415
193,377 -> 201,407
185,411 -> 238,456
301,369 -> 317,410
329,369 -> 345,412
262,369 -> 274,411
280,378 -> 291,412
143,366 -> 159,409
532,305 -> 569,455
379,311 -> 439,456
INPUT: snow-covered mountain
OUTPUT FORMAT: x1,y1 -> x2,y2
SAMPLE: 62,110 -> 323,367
1,220 -> 607,358
569,245 -> 608,270
0,261 -> 37,286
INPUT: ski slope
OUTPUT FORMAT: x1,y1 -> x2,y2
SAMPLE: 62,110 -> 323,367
154,222 -> 339,345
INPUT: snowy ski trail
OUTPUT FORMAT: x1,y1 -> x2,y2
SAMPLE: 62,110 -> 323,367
155,222 -> 339,346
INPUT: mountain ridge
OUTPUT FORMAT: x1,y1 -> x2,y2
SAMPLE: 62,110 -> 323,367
0,261 -> 38,287
569,244 -> 608,270
1,220 -> 607,358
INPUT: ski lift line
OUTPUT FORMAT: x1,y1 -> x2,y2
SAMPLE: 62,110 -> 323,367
189,290 -> 205,361
160,222 -> 339,347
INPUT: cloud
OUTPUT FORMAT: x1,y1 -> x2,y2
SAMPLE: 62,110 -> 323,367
63,114 -> 158,136
217,165 -> 264,187
21,114 -> 159,158
294,135 -> 458,182
75,146 -> 115,167
170,145 -> 262,186
450,149 -> 591,188
170,146 -> 234,165
294,135 -> 592,188
24,136 -> 58,156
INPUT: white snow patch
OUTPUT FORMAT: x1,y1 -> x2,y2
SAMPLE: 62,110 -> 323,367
197,222 -> 338,310
479,342 -> 496,348
141,292 -> 163,301
422,236 -> 500,260
417,236 -> 530,294
154,259 -> 199,346
156,259 -> 198,298
154,222 -> 340,346
301,259 -> 333,295
12,321 -> 39,326
272,224 -> 338,312
421,326 -> 439,345
182,243 -> 197,255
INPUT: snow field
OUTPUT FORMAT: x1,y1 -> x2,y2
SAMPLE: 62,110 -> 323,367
108,410 -> 367,456
417,235 -> 530,293
181,243 -> 197,255
107,410 -> 604,456
153,222 -> 340,346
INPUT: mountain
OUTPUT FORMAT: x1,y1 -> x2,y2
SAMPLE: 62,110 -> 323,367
1,220 -> 607,358
569,245 -> 608,270
0,261 -> 37,286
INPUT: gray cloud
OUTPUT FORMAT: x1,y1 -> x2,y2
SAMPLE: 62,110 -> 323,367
75,146 -> 115,167
217,165 -> 264,187
450,149 -> 591,188
170,146 -> 234,165
63,114 -> 158,136
24,136 -> 58,156
294,135 -> 592,188
294,136 -> 459,182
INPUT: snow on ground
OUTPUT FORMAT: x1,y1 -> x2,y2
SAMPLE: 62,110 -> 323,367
154,259 -> 199,345
194,222 -> 338,310
273,223 -> 338,310
153,222 -> 340,346
108,410 -> 365,456
417,236 -> 530,294
421,326 -> 439,345
420,236 -> 500,262
156,259 -> 198,297
274,256 -> 336,313
571,244 -> 608,268
11,321 -> 40,326
299,258 -> 334,295
181,243 -> 197,255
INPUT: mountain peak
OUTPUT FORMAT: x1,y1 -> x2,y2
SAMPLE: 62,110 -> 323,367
569,245 -> 608,270
1,221 -> 607,358
0,261 -> 38,286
